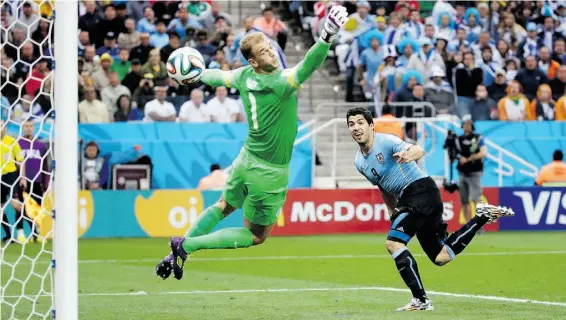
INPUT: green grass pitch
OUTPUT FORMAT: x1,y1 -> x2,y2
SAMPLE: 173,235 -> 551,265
2,232 -> 566,319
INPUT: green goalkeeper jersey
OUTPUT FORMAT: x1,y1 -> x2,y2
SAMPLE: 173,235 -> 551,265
200,40 -> 331,166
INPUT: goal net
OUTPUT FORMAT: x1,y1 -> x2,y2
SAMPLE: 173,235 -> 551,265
1,1 -> 78,319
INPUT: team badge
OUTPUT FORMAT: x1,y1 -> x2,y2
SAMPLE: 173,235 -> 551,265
376,153 -> 384,164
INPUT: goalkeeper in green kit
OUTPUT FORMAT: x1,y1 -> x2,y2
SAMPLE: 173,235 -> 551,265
156,5 -> 349,280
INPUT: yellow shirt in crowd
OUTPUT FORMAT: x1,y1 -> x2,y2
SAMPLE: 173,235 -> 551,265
1,135 -> 24,175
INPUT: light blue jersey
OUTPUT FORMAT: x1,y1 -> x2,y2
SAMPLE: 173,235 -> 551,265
355,133 -> 428,197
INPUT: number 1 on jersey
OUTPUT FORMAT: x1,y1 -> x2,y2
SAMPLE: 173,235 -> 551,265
249,92 -> 259,130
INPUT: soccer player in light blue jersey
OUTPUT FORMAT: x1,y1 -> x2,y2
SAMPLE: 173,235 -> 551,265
346,107 -> 514,311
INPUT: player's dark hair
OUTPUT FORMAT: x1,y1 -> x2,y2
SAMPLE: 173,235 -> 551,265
263,7 -> 273,14
210,164 -> 221,172
346,107 -> 373,126
382,105 -> 392,115
553,150 -> 563,161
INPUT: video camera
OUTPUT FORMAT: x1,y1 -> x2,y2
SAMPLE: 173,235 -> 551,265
443,130 -> 459,193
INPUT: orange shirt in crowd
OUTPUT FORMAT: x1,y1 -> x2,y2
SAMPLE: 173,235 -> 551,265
253,17 -> 288,38
374,114 -> 403,139
197,169 -> 228,191
536,161 -> 566,186
555,96 -> 566,120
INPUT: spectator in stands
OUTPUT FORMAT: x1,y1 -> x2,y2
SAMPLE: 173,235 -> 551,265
488,69 -> 508,102
79,1 -> 100,41
472,32 -> 502,65
404,9 -> 425,39
392,69 -> 422,103
168,7 -> 203,39
130,32 -> 154,65
358,35 -> 383,99
210,16 -> 232,48
19,2 -> 39,35
496,12 -> 526,49
195,30 -> 217,64
197,164 -> 228,191
468,85 -> 497,121
497,80 -> 530,121
517,22 -> 541,60
126,1 -> 146,22
118,18 -> 141,51
254,7 -> 288,51
160,32 -> 181,63
81,141 -> 109,190
539,15 -> 563,52
91,53 -> 113,91
14,42 -> 35,84
149,21 -> 170,49
79,86 -> 110,123
203,87 -> 239,123
179,89 -> 210,122
373,46 -> 398,103
535,150 -> 566,186
110,48 -> 131,81
539,47 -> 561,79
495,39 -> 513,61
407,38 -> 445,85
142,49 -> 167,84
529,84 -> 555,121
133,73 -> 156,111
101,72 -> 131,115
455,52 -> 484,118
136,6 -> 157,35
515,55 -> 548,101
95,4 -> 126,48
202,2 -> 233,29
143,86 -> 176,122
373,105 -> 403,139
96,32 -> 120,60
4,28 -> 25,62
1,54 -> 18,100
78,31 -> 91,57
82,46 -> 97,74
424,67 -> 455,115
208,49 -> 228,69
552,38 -> 566,64
122,59 -> 142,94
550,66 -> 566,101
478,47 -> 502,87
384,12 -> 405,46
435,11 -> 455,41
114,95 -> 141,122
11,94 -> 44,123
25,58 -> 49,97
410,84 -> 426,105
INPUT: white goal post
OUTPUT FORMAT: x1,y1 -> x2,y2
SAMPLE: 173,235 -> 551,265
53,1 -> 78,319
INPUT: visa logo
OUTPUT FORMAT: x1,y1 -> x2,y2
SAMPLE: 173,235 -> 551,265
513,191 -> 566,225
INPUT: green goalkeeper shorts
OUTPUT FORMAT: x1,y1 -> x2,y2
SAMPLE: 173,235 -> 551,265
223,148 -> 289,226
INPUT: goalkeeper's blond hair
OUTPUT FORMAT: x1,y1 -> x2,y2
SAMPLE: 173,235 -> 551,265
240,32 -> 267,60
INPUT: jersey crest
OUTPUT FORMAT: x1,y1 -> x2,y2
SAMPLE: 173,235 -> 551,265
246,78 -> 259,90
376,153 -> 384,164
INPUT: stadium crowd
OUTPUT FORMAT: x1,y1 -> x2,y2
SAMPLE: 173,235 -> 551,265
1,0 -> 292,124
289,0 -> 566,121
3,0 -> 566,123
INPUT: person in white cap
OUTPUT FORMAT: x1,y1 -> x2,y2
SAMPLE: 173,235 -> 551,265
424,67 -> 455,115
372,45 -> 398,112
407,38 -> 445,85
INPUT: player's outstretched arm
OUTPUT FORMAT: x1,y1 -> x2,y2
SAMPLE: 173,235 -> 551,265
291,5 -> 348,86
200,68 -> 241,89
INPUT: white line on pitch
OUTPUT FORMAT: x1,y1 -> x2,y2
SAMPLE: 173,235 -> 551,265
77,250 -> 566,264
3,287 -> 566,307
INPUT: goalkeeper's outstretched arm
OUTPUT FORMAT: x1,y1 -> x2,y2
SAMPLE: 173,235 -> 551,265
200,69 -> 239,89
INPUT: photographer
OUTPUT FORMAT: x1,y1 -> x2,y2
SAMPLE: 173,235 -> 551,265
455,116 -> 487,223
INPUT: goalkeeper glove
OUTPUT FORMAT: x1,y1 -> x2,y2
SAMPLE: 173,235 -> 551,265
319,5 -> 348,43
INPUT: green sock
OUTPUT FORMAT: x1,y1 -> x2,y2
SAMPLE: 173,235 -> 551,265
185,205 -> 224,238
182,228 -> 254,254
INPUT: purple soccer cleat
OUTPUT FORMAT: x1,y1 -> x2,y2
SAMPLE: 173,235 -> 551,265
169,237 -> 188,280
155,252 -> 174,280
